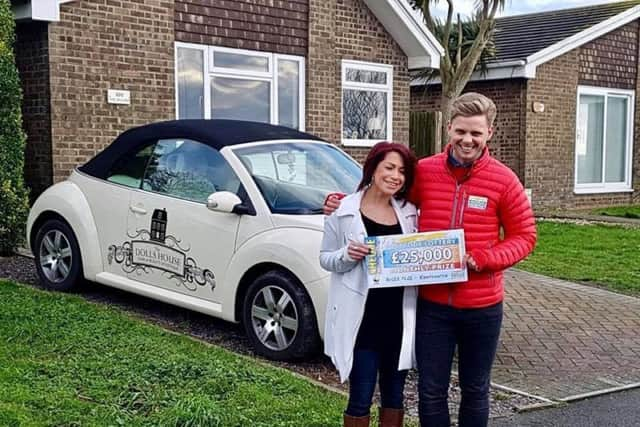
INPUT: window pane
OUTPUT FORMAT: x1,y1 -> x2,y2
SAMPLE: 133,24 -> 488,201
177,48 -> 204,119
213,51 -> 269,72
211,77 -> 270,123
278,59 -> 299,129
234,142 -> 362,214
605,97 -> 628,183
576,95 -> 604,184
142,139 -> 240,202
342,89 -> 387,140
346,68 -> 387,84
107,144 -> 154,188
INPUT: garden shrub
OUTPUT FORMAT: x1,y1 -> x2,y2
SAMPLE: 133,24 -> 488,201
0,0 -> 29,254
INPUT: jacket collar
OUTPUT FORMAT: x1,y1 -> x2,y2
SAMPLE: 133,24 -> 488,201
443,143 -> 491,174
335,191 -> 410,219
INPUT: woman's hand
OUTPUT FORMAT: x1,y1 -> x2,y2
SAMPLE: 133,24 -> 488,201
347,240 -> 370,261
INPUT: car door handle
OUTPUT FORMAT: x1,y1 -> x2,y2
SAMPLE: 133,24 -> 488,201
129,206 -> 147,215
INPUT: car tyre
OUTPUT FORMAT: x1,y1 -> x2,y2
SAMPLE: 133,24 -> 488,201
243,270 -> 321,361
34,219 -> 83,292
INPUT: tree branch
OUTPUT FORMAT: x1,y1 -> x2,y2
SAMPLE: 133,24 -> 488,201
481,0 -> 489,20
456,14 -> 462,69
441,0 -> 455,65
454,1 -> 496,78
489,0 -> 500,19
421,0 -> 437,34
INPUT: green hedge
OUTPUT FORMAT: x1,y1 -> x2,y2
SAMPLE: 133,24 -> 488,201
0,0 -> 29,254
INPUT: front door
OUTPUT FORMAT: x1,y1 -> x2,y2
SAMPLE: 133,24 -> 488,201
125,138 -> 243,303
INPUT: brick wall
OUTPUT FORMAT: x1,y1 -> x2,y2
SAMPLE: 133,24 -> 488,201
174,0 -> 307,56
15,21 -> 53,199
525,22 -> 640,210
48,0 -> 175,184
525,51 -> 580,210
307,0 -> 411,163
410,79 -> 527,179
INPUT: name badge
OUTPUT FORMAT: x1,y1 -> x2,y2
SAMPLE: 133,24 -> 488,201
468,195 -> 488,210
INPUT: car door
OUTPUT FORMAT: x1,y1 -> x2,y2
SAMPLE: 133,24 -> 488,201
88,143 -> 156,279
125,138 -> 243,303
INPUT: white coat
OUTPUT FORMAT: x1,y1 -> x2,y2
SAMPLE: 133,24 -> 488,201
319,191 -> 418,383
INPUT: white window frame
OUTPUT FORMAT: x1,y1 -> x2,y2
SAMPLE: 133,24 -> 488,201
174,42 -> 305,131
574,85 -> 634,194
341,60 -> 393,147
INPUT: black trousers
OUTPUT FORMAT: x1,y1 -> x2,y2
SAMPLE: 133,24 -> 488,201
415,299 -> 503,427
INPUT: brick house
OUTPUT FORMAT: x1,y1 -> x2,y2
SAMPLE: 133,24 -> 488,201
412,0 -> 640,210
11,0 -> 443,198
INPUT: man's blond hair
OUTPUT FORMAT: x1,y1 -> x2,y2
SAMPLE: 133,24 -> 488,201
450,92 -> 497,127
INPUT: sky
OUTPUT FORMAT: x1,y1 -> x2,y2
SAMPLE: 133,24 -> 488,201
429,0 -> 632,18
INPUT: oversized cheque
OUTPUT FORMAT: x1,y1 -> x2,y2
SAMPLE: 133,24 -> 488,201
364,229 -> 468,288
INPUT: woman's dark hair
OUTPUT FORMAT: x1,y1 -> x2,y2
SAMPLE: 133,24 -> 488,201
356,141 -> 417,200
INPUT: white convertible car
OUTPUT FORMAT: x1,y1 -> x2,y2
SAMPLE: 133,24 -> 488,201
27,120 -> 361,360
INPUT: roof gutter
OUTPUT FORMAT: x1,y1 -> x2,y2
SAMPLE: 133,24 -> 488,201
411,59 -> 530,86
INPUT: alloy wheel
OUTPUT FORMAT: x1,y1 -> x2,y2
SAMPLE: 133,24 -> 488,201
39,229 -> 73,283
250,285 -> 299,351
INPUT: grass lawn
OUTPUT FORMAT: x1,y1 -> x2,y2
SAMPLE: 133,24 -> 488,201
0,280 -> 346,427
518,221 -> 640,295
590,204 -> 640,219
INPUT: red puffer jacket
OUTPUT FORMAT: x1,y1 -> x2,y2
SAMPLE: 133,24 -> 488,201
409,145 -> 537,308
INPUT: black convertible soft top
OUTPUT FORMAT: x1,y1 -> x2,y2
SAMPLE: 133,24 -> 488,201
79,119 -> 324,179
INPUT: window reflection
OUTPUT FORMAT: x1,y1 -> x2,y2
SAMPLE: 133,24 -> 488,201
143,139 -> 241,203
211,77 -> 270,123
342,90 -> 387,139
345,68 -> 387,84
278,60 -> 299,130
213,51 -> 269,72
177,48 -> 204,119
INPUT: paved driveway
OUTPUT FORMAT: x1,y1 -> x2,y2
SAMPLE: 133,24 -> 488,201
495,270 -> 640,401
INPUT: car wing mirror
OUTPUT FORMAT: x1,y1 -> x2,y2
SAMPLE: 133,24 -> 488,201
206,191 -> 242,213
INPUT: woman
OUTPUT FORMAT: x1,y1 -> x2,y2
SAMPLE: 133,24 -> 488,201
320,142 -> 418,427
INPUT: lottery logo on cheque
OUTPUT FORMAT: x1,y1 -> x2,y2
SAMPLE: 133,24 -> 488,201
364,229 -> 468,288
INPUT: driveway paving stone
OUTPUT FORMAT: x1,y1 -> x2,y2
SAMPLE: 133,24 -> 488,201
496,269 -> 640,401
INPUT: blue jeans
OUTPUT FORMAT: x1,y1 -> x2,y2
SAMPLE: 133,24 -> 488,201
416,299 -> 503,427
345,348 -> 408,417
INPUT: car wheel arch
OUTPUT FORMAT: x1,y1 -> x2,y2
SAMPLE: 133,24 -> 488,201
33,217 -> 84,291
30,211 -> 72,251
28,180 -> 102,280
238,265 -> 322,360
234,262 -> 304,323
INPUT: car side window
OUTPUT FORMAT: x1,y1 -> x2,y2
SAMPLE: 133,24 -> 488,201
142,138 -> 241,203
106,144 -> 155,188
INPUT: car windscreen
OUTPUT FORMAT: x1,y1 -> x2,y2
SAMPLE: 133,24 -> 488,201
232,142 -> 362,215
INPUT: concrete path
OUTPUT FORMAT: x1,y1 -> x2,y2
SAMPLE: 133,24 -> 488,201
491,387 -> 640,427
536,212 -> 640,227
495,269 -> 640,402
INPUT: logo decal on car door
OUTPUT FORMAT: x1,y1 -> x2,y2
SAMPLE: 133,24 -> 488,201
108,208 -> 215,291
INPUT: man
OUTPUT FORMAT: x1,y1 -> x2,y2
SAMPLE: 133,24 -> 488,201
324,92 -> 536,427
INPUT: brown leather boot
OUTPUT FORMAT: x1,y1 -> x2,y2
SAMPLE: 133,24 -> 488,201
343,412 -> 370,427
378,407 -> 404,427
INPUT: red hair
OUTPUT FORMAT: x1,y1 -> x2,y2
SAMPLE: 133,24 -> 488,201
356,141 -> 417,200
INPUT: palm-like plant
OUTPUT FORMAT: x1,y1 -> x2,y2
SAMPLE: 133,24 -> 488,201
409,0 -> 507,150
